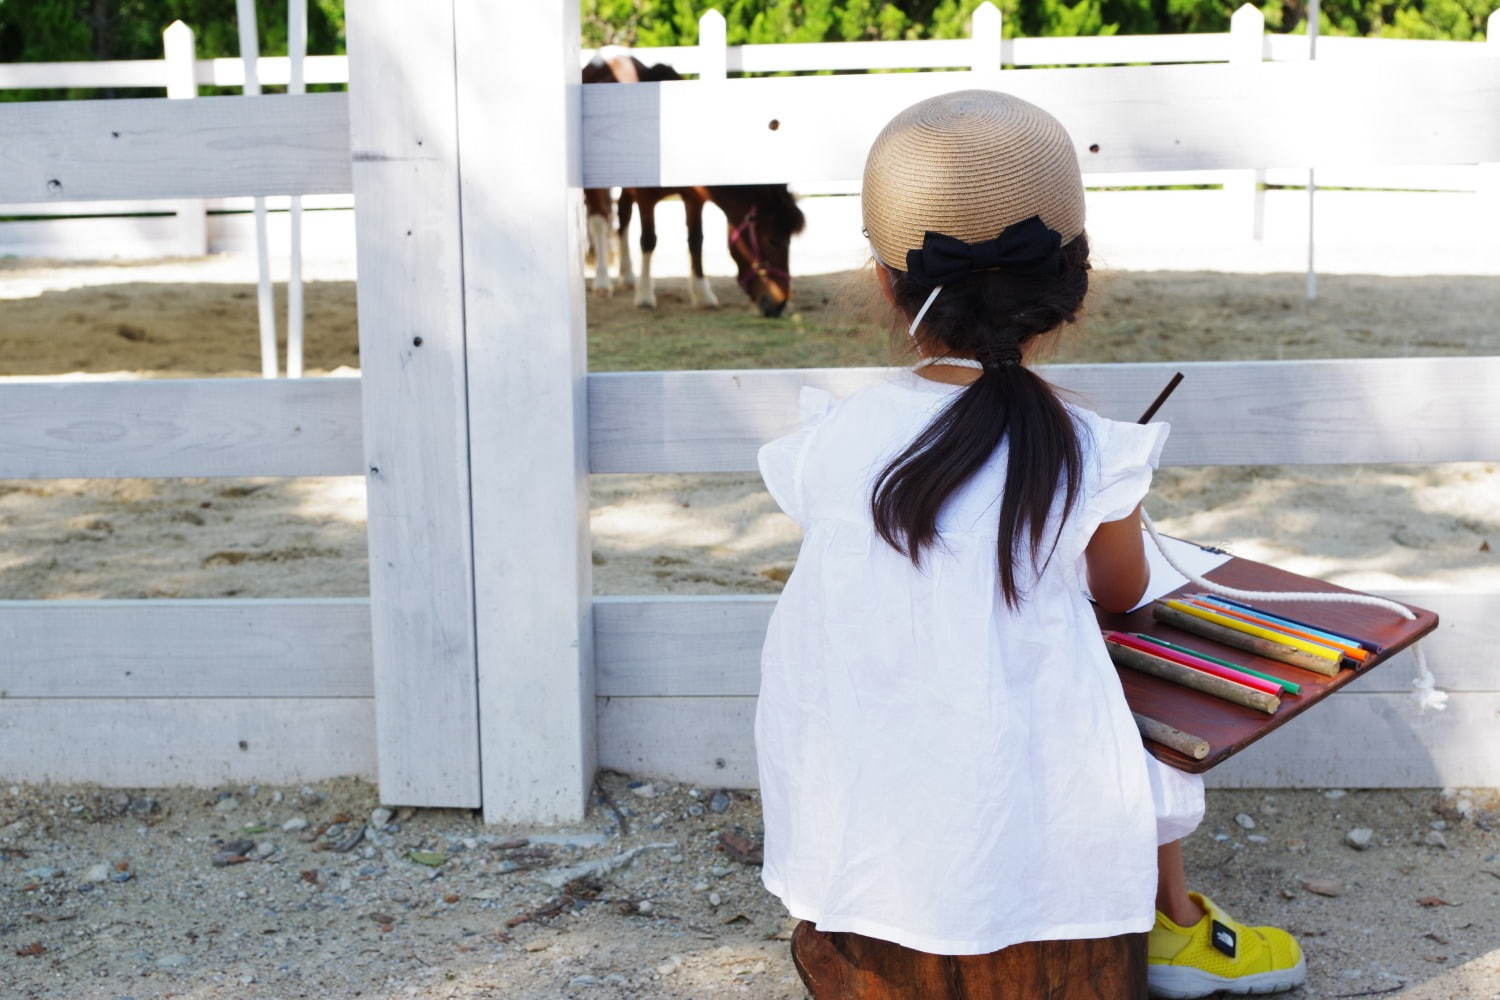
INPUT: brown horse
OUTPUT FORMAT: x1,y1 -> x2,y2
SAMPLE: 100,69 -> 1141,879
582,55 -> 805,317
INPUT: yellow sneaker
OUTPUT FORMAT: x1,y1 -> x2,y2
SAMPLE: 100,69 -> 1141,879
1148,891 -> 1305,998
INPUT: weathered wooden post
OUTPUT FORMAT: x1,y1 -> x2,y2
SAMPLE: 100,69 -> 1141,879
346,1 -> 484,808
454,0 -> 595,823
162,21 -> 208,257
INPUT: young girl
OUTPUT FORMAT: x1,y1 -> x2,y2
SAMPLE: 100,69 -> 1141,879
755,90 -> 1305,998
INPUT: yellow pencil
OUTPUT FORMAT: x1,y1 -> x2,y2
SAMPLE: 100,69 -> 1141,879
1160,599 -> 1346,667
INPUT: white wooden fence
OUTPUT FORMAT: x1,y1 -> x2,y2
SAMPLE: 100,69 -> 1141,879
3,5 -> 1496,249
0,3 -> 1498,819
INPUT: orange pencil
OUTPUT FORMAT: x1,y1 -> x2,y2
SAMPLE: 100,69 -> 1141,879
1182,597 -> 1369,662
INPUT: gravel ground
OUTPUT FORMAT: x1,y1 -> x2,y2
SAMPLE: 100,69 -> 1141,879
5,775 -> 1500,999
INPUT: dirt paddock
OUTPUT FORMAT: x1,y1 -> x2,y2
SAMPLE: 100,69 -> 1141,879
1,257 -> 1497,997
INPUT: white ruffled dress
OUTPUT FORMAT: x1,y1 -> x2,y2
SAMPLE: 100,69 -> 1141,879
754,368 -> 1204,956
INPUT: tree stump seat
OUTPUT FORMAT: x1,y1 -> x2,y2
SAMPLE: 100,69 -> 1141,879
790,920 -> 1147,1000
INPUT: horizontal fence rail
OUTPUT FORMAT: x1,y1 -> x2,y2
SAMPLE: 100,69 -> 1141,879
0,599 -> 371,698
0,92 -> 350,203
0,698 -> 375,785
593,590 -> 1495,698
5,358 -> 1496,481
581,58 -> 1500,188
589,357 -> 1500,473
3,58 -> 1494,204
595,690 -> 1500,790
0,55 -> 349,91
2,586 -> 1488,788
0,376 -> 364,479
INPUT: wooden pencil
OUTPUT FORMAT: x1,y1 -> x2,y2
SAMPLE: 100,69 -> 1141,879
1106,639 -> 1281,715
1151,603 -> 1341,676
1131,711 -> 1210,760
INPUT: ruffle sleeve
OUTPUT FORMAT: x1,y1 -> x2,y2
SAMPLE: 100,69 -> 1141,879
1079,415 -> 1171,536
757,385 -> 837,527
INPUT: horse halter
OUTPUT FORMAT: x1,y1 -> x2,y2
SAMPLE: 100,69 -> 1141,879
728,206 -> 791,296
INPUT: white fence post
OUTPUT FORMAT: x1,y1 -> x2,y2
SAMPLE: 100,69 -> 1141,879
1227,4 -> 1265,240
971,1 -> 1003,75
236,0 -> 279,378
163,22 -> 208,256
1305,0 -> 1320,300
454,0 -> 595,822
346,0 -> 483,807
286,0 -> 307,378
698,9 -> 728,80
1483,10 -> 1499,223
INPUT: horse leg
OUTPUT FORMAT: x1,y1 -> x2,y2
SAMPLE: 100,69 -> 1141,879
634,192 -> 658,309
584,188 -> 613,297
617,190 -> 636,289
683,192 -> 720,309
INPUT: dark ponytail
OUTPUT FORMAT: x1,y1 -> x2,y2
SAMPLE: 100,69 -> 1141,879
871,234 -> 1091,609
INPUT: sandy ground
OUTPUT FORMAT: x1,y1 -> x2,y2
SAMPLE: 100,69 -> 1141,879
1,256 -> 1498,996
6,777 -> 1500,999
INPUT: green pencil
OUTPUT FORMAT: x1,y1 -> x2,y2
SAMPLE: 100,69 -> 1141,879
1130,632 -> 1301,695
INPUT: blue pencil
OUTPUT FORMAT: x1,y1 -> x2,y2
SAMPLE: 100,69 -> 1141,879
1197,595 -> 1381,654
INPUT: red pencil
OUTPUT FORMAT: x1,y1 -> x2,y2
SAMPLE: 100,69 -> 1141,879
1104,632 -> 1284,697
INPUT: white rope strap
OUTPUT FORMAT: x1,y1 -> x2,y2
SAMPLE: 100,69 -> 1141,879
1139,507 -> 1445,710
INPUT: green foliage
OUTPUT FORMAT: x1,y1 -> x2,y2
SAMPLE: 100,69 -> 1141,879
0,0 -> 346,101
581,0 -> 1492,48
1,0 -> 1489,102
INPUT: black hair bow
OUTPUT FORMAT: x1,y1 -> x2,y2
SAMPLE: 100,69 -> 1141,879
904,215 -> 1064,290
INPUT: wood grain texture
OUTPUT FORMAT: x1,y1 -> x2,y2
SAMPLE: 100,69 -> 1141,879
1204,691 -> 1500,789
588,358 -> 1500,473
0,376 -> 363,479
593,589 -> 1495,698
0,698 -> 375,786
347,0 -> 481,807
0,599 -> 370,698
455,0 -> 596,824
792,921 -> 1147,999
598,696 -> 759,787
596,692 -> 1500,790
0,93 -> 350,203
582,59 -> 1500,187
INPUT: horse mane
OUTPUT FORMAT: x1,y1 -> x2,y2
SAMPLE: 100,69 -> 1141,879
766,186 -> 806,236
638,62 -> 683,83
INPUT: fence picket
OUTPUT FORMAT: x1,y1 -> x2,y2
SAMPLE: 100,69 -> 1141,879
1226,5 -> 1265,240
162,21 -> 208,257
698,9 -> 728,81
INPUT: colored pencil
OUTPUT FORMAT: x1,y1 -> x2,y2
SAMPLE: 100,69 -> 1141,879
1151,603 -> 1340,676
1105,637 -> 1280,714
1106,632 -> 1284,697
1201,595 -> 1381,654
1132,711 -> 1210,760
1182,597 -> 1369,663
1129,633 -> 1301,695
1160,599 -> 1350,669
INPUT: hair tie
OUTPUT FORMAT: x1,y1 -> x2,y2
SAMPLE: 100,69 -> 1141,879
975,341 -> 1022,370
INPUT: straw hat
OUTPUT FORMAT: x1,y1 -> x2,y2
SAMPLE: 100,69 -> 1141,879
861,90 -> 1085,275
